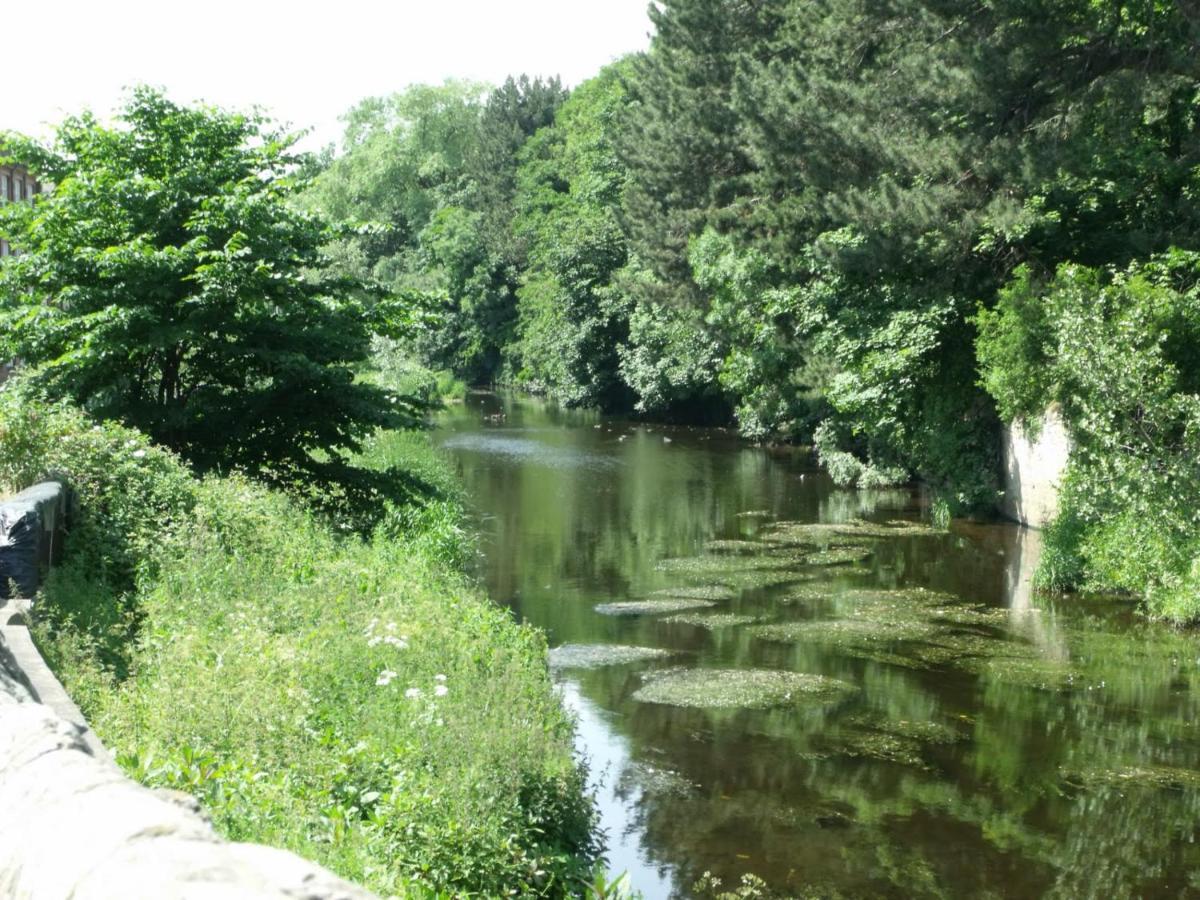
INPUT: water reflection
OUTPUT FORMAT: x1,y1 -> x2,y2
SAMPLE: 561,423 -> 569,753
436,393 -> 1200,899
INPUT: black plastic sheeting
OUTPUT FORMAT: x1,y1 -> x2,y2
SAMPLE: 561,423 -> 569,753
0,482 -> 67,600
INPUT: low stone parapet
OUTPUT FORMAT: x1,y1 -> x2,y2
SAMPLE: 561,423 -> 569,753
0,629 -> 379,899
0,481 -> 70,601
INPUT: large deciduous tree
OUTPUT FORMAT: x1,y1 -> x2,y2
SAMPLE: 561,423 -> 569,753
0,88 -> 426,514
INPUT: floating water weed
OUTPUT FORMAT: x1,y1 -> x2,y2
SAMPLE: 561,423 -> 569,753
1060,765 -> 1200,790
617,760 -> 700,797
709,569 -> 813,590
649,585 -> 738,602
655,554 -> 798,575
549,644 -> 676,669
633,667 -> 858,709
842,520 -> 943,538
806,546 -> 874,566
661,613 -> 759,629
753,617 -> 940,646
595,599 -> 717,616
966,653 -> 1083,691
826,729 -> 930,769
704,539 -> 769,555
846,715 -> 964,745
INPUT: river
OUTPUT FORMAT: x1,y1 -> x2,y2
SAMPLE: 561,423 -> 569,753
435,391 -> 1200,899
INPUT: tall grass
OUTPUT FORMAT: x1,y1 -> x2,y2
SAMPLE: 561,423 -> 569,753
0,384 -> 597,897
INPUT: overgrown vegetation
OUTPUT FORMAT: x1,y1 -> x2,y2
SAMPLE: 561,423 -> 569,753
0,384 -> 598,897
0,89 -> 430,529
977,252 -> 1200,621
303,0 -> 1199,617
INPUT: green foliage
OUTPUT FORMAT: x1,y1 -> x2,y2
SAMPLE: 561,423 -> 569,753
0,381 -> 197,676
690,229 -> 829,440
975,266 -> 1065,427
1,394 -> 598,897
509,64 -> 634,409
619,0 -> 780,304
619,274 -> 728,420
0,88 -> 427,519
978,254 -> 1200,620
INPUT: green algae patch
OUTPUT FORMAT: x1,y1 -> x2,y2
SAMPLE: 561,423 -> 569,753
595,598 -> 717,616
966,652 -> 1083,691
633,667 -> 858,709
704,539 -> 769,555
840,519 -> 943,538
806,546 -> 874,566
829,730 -> 931,768
662,612 -> 759,629
655,554 -> 799,576
1061,765 -> 1200,791
549,644 -> 675,670
648,585 -> 738,602
753,617 -> 940,646
847,715 -> 964,745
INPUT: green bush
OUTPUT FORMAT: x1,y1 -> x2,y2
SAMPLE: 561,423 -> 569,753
977,252 -> 1200,622
0,388 -> 598,897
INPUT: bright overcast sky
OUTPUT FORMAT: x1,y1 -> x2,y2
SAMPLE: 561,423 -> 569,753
5,0 -> 654,153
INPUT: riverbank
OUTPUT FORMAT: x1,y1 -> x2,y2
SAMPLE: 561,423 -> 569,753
0,387 -> 597,897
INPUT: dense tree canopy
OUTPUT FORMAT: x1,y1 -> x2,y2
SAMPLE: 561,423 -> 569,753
0,88 -> 427,518
303,0 -> 1199,613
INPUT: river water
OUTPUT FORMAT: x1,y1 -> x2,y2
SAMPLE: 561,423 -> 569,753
435,392 -> 1200,899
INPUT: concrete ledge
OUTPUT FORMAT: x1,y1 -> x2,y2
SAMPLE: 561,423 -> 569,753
0,629 -> 379,900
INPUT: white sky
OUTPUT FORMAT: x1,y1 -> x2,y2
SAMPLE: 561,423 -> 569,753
5,0 -> 654,153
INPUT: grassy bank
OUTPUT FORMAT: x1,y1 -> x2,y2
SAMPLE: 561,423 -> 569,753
0,386 -> 597,897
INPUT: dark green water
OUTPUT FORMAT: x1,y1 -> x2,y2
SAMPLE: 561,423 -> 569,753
435,392 -> 1200,899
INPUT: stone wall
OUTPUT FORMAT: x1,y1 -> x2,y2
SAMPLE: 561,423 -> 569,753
0,651 -> 378,899
1000,405 -> 1071,529
0,484 -> 380,899
1,482 -> 70,600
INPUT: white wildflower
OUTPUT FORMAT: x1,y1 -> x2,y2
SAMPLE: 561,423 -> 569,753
367,636 -> 383,647
383,636 -> 408,649
404,687 -> 422,699
434,684 -> 449,697
375,669 -> 398,686
132,449 -> 146,459
434,674 -> 447,683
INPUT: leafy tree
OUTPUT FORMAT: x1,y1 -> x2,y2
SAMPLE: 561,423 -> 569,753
510,63 -> 635,409
468,74 -> 567,259
407,75 -> 567,385
305,80 -> 486,288
619,0 -> 781,300
0,88 -> 427,519
977,252 -> 1200,620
